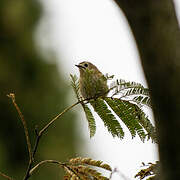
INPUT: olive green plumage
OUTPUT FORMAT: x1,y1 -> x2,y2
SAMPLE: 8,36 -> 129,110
76,61 -> 108,99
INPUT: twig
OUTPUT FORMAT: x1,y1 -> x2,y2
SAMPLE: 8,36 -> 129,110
39,101 -> 81,136
7,93 -> 100,180
7,93 -> 32,161
29,160 -> 83,180
29,160 -> 60,176
0,171 -> 13,180
33,100 -> 81,156
23,98 -> 90,180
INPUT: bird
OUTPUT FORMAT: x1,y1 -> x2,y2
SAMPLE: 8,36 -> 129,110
75,61 -> 109,99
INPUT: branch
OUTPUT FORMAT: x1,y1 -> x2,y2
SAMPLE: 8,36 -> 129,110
29,160 -> 83,180
7,92 -> 93,180
39,101 -> 80,136
29,160 -> 61,176
8,93 -> 127,179
23,98 -> 91,180
0,171 -> 13,180
32,100 -> 81,156
7,93 -> 32,161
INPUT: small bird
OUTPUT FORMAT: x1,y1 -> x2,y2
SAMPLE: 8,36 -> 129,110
76,61 -> 109,99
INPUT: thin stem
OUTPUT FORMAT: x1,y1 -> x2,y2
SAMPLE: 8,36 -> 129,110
29,160 -> 83,180
39,101 -> 80,136
29,160 -> 60,176
23,98 -> 90,180
7,93 -> 32,161
0,171 -> 13,180
8,93 -> 95,180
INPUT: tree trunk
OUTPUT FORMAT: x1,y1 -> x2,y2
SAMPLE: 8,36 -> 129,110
113,0 -> 180,179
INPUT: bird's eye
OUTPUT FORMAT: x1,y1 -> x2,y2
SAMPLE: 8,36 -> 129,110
84,63 -> 88,67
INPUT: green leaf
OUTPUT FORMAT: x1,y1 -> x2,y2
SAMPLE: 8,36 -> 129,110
105,97 -> 146,141
110,79 -> 150,98
90,98 -> 124,139
123,87 -> 150,97
83,105 -> 96,138
135,107 -> 157,143
70,74 -> 156,142
71,74 -> 96,137
70,74 -> 82,101
133,96 -> 152,108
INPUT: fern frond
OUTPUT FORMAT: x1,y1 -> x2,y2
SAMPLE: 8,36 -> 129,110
62,165 -> 78,179
133,96 -> 152,108
135,161 -> 159,180
63,173 -> 71,180
70,74 -> 82,101
110,79 -> 150,98
71,74 -> 96,138
70,73 -> 156,142
69,157 -> 112,171
121,87 -> 150,98
134,107 -> 157,143
67,157 -> 112,180
90,98 -> 124,138
73,165 -> 108,180
116,79 -> 144,89
105,97 -> 146,141
83,105 -> 96,138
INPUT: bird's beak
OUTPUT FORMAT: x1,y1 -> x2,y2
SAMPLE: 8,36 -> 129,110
75,64 -> 85,69
75,64 -> 81,68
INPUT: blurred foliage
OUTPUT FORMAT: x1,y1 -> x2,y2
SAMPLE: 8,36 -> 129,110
0,0 -> 78,179
63,157 -> 112,180
135,161 -> 160,180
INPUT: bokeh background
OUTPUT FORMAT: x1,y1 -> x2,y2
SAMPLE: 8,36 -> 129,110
0,0 -> 180,179
0,0 -> 79,179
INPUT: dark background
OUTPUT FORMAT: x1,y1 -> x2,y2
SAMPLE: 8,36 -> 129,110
0,0 -> 79,179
